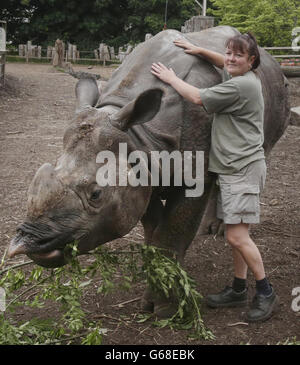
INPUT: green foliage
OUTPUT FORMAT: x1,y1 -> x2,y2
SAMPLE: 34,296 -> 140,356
1,0 -> 199,49
1,0 -> 129,49
0,243 -> 106,344
126,0 -> 198,43
140,245 -> 214,340
0,242 -> 213,344
0,0 -> 33,43
1,0 -> 299,48
209,0 -> 300,46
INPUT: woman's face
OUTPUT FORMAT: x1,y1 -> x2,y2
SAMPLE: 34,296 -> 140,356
224,47 -> 255,77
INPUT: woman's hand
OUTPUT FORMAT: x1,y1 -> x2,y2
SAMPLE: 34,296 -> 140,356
151,62 -> 203,105
175,38 -> 224,69
151,62 -> 177,85
173,39 -> 201,55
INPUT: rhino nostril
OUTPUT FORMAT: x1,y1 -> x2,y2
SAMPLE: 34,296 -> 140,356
16,227 -> 26,236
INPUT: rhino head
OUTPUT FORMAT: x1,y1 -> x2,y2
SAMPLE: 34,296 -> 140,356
8,78 -> 163,267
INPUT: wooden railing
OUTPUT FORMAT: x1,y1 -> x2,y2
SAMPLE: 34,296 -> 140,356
264,47 -> 300,76
263,47 -> 300,63
4,45 -> 300,68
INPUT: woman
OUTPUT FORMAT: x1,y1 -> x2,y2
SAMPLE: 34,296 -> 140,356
151,32 -> 278,322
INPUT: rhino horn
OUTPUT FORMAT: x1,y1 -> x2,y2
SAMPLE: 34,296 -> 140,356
75,77 -> 100,113
110,88 -> 163,131
27,163 -> 66,219
7,236 -> 28,258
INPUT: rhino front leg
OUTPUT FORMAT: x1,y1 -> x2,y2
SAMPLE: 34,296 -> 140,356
140,195 -> 164,313
141,185 -> 211,318
141,194 -> 164,245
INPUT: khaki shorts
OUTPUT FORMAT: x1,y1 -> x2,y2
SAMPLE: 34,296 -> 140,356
217,159 -> 266,224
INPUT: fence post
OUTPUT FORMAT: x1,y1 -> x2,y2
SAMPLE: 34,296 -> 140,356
72,45 -> 77,62
52,39 -> 64,67
67,43 -> 72,61
99,43 -> 104,61
27,41 -> 32,59
94,49 -> 99,60
0,20 -> 7,86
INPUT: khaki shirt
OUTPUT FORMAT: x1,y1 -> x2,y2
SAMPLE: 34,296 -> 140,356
199,69 -> 265,174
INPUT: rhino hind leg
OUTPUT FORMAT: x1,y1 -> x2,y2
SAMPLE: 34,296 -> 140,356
198,180 -> 224,236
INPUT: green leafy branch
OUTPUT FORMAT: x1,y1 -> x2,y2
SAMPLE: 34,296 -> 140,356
0,242 -> 213,344
140,244 -> 214,340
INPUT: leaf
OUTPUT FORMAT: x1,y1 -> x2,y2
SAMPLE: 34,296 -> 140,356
136,314 -> 152,323
79,279 -> 92,288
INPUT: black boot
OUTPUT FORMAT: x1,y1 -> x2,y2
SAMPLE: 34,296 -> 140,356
206,286 -> 248,308
247,287 -> 279,322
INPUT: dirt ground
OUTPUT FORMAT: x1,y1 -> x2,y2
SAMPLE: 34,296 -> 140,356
0,62 -> 299,345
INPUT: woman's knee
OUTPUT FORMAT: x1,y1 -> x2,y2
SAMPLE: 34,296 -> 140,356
226,231 -> 242,248
226,224 -> 250,249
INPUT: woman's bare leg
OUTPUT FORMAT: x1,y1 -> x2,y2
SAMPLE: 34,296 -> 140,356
226,223 -> 265,280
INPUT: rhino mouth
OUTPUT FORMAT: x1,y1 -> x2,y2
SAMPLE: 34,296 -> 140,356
8,222 -> 83,268
28,249 -> 66,268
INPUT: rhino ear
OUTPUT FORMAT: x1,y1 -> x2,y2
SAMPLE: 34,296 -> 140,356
75,78 -> 100,113
110,89 -> 163,130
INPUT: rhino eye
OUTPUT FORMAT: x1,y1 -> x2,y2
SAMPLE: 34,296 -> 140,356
90,189 -> 101,201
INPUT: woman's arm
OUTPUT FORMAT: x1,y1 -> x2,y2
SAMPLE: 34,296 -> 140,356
173,39 -> 224,69
151,62 -> 203,105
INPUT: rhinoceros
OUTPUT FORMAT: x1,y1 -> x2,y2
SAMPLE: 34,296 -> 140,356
8,26 -> 290,316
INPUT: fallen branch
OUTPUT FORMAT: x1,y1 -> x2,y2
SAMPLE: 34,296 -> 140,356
95,313 -> 154,338
6,276 -> 50,310
0,260 -> 34,276
268,266 -> 279,276
111,296 -> 142,308
227,322 -> 249,327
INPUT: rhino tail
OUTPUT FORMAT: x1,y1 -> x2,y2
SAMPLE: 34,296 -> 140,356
75,77 -> 100,113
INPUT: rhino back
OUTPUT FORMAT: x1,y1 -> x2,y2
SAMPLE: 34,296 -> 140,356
99,26 -> 289,156
99,27 -> 232,154
100,26 -> 239,106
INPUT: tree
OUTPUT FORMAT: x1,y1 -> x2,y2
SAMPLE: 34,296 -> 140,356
1,0 -> 129,49
22,0 -> 129,49
0,0 -> 201,48
0,0 -> 33,44
126,0 -> 199,42
209,0 -> 300,46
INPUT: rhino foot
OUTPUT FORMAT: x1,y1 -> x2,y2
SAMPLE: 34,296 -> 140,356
153,302 -> 178,318
140,287 -> 178,318
140,291 -> 154,313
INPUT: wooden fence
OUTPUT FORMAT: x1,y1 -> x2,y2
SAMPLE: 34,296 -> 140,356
264,47 -> 300,63
11,40 -> 136,65
5,44 -> 300,69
